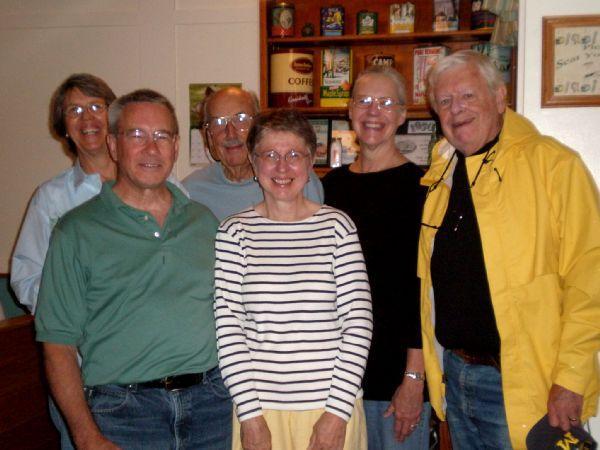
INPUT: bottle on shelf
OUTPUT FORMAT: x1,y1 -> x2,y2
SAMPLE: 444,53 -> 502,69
330,137 -> 342,168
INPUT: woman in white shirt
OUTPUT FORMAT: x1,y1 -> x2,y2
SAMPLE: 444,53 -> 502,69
214,109 -> 373,450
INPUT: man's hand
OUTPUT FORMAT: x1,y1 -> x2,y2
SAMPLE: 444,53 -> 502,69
383,378 -> 424,442
240,416 -> 271,450
307,412 -> 347,450
548,384 -> 584,431
44,343 -> 119,449
77,432 -> 122,450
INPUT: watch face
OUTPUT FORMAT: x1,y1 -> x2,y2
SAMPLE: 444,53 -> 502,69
405,371 -> 425,381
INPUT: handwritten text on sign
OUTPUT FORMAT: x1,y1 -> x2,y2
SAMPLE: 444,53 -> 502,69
554,26 -> 600,96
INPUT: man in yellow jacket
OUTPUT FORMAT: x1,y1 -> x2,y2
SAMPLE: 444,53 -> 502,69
419,50 -> 599,449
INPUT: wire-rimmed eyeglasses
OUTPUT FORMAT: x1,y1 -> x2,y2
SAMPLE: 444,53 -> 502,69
253,150 -> 310,167
118,128 -> 177,149
352,96 -> 404,111
65,102 -> 107,119
205,113 -> 254,132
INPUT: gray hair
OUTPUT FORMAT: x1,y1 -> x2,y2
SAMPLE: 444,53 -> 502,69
108,89 -> 179,135
202,86 -> 259,127
427,50 -> 505,111
247,109 -> 317,157
352,65 -> 407,106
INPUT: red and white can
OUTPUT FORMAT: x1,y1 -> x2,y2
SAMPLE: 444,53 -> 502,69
270,49 -> 314,107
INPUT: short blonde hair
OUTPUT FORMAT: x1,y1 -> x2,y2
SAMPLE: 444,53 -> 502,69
352,65 -> 407,106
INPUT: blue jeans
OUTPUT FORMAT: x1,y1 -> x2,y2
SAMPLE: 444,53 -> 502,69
49,395 -> 75,449
85,366 -> 232,450
364,399 -> 431,450
444,350 -> 512,449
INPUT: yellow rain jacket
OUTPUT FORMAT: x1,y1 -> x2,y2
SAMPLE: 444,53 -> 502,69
418,109 -> 600,449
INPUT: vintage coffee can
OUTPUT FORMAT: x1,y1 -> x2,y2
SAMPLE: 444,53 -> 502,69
320,6 -> 344,36
270,49 -> 314,107
271,2 -> 295,38
357,11 -> 377,35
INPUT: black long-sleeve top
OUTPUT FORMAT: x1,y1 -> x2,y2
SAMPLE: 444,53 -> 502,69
323,162 -> 427,400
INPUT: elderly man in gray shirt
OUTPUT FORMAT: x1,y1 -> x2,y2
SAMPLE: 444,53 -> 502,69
183,87 -> 323,220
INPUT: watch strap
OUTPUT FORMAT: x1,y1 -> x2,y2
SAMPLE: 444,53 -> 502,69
404,370 -> 426,381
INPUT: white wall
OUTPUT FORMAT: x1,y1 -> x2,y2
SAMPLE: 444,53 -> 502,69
517,0 -> 600,180
0,0 -> 259,273
518,0 -> 600,440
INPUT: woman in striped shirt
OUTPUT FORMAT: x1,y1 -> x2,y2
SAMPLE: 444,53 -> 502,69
214,109 -> 373,450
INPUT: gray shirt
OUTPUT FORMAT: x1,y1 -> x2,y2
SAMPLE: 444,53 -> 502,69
183,163 -> 324,221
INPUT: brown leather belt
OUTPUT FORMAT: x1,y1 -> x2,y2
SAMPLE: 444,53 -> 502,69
452,349 -> 501,370
137,373 -> 203,391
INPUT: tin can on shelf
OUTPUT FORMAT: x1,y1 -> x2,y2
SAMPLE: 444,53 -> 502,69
270,49 -> 314,107
321,6 -> 344,36
271,2 -> 294,38
357,11 -> 377,35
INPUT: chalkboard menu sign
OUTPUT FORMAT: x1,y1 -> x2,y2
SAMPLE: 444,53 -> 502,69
542,15 -> 600,107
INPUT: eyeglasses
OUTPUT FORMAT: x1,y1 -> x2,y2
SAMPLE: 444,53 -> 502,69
352,96 -> 403,111
254,150 -> 310,167
65,102 -> 107,118
118,128 -> 176,148
205,113 -> 253,132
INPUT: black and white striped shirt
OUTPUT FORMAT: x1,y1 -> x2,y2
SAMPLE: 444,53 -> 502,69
214,206 -> 372,422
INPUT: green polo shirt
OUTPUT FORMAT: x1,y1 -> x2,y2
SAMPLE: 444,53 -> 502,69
36,182 -> 219,386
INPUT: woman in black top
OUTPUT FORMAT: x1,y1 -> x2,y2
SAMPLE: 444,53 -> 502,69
323,65 -> 429,450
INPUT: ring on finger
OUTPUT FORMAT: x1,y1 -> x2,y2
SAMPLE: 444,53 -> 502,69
409,424 -> 417,430
568,417 -> 578,422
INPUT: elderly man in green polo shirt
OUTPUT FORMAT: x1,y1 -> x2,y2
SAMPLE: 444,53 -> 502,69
35,89 -> 232,450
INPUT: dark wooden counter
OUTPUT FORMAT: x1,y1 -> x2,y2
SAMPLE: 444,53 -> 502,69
0,315 -> 59,449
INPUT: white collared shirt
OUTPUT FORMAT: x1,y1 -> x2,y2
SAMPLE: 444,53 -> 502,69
11,160 -> 187,313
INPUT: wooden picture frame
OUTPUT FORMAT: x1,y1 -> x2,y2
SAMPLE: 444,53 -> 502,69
542,15 -> 600,107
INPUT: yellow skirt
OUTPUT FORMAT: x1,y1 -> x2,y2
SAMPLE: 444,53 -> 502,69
232,398 -> 367,450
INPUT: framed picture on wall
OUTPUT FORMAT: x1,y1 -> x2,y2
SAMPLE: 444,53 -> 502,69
542,15 -> 600,107
395,133 -> 432,167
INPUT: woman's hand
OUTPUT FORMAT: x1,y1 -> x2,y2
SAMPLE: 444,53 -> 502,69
240,416 -> 272,450
307,412 -> 347,450
383,377 -> 424,442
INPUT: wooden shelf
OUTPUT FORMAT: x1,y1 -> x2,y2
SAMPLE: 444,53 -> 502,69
268,29 -> 493,47
264,105 -> 434,119
259,1 -> 510,114
259,0 -> 516,171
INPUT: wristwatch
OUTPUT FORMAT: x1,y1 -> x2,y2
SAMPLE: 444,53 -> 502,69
404,371 -> 426,381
